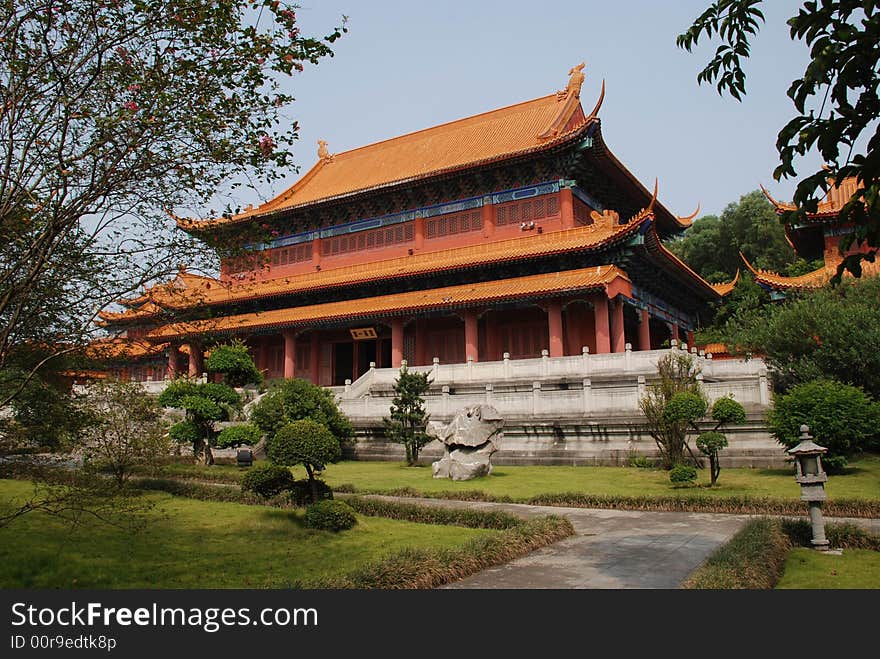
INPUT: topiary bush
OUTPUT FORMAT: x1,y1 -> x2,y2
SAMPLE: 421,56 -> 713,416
663,391 -> 708,424
711,396 -> 747,425
215,424 -> 262,449
241,463 -> 295,498
290,479 -> 333,506
206,341 -> 263,387
269,419 -> 341,503
304,499 -> 357,532
168,419 -> 201,445
250,377 -> 353,442
767,379 -> 880,472
669,463 -> 698,486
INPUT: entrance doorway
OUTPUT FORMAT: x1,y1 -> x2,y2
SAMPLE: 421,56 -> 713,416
332,342 -> 353,386
356,340 -> 376,379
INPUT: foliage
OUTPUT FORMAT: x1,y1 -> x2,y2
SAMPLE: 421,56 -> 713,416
82,380 -> 170,485
0,1 -> 345,416
717,276 -> 880,397
290,479 -> 333,507
240,464 -> 295,499
383,365 -> 432,466
303,499 -> 357,532
0,363 -> 93,452
678,1 -> 880,279
767,379 -> 880,471
669,191 -> 798,280
639,352 -> 704,468
251,378 -> 353,442
663,391 -> 708,424
206,341 -> 262,387
268,419 -> 341,502
215,424 -> 262,449
683,518 -> 791,589
669,463 -> 698,486
158,380 -> 241,464
711,396 -> 748,425
628,454 -> 656,469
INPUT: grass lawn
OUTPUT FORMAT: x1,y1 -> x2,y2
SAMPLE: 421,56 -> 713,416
776,548 -> 880,589
0,479 -> 492,588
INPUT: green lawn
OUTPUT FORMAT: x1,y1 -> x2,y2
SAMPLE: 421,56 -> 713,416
0,479 -> 491,588
776,548 -> 880,589
150,454 -> 880,502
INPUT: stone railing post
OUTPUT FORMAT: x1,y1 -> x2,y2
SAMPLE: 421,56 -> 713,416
624,342 -> 632,371
441,385 -> 450,417
637,375 -> 646,398
759,368 -> 770,407
502,352 -> 511,380
541,349 -> 549,377
583,378 -> 592,416
485,383 -> 493,405
532,381 -> 541,417
581,346 -> 590,375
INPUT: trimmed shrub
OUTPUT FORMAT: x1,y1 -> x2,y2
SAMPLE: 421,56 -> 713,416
241,464 -> 295,498
290,479 -> 333,506
251,378 -> 353,442
768,379 -> 880,471
215,424 -> 262,449
206,341 -> 262,387
669,463 -> 698,486
711,396 -> 747,424
269,419 -> 341,502
168,419 -> 201,445
304,499 -> 357,532
663,391 -> 708,424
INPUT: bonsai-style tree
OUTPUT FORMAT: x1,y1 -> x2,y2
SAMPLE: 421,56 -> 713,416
215,424 -> 262,450
268,419 -> 341,502
206,341 -> 262,388
662,392 -> 747,485
251,378 -> 352,443
639,352 -> 705,469
159,381 -> 241,465
384,365 -> 432,466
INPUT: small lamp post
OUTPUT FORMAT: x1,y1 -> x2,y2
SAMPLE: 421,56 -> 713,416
787,424 -> 830,550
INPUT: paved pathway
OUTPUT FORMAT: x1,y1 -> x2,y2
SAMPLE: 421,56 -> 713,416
358,495 -> 880,589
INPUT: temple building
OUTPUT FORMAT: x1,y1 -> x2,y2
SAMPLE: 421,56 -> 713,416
98,64 -> 723,385
745,177 -> 879,299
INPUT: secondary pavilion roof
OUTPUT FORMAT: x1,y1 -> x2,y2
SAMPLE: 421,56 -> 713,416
740,253 -> 830,291
147,265 -> 632,341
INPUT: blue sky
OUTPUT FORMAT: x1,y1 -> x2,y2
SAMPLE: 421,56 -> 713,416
239,1 -> 817,219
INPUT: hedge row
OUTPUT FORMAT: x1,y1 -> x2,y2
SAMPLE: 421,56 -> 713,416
344,496 -> 522,530
294,515 -> 575,589
683,518 -> 880,589
682,518 -> 792,589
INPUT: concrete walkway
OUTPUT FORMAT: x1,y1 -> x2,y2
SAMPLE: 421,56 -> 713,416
359,495 -> 880,589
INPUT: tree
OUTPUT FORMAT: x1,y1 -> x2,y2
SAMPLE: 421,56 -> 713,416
716,275 -> 880,397
159,380 -> 241,464
250,378 -> 352,443
767,379 -> 880,472
206,341 -> 262,388
669,191 -> 800,280
0,1 -> 345,413
268,419 -> 341,502
696,396 -> 747,485
678,1 -> 879,280
639,352 -> 705,469
215,423 -> 262,450
383,365 -> 432,466
82,379 -> 170,485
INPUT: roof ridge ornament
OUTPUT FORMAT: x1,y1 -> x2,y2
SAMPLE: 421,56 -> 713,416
557,62 -> 586,101
677,202 -> 700,225
318,139 -> 333,162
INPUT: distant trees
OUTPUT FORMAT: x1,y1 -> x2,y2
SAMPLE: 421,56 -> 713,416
206,341 -> 263,388
384,365 -> 432,466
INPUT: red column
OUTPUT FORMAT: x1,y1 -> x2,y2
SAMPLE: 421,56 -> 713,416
671,324 -> 680,342
482,202 -> 495,238
414,217 -> 425,250
187,342 -> 203,378
414,319 -> 427,366
593,294 -> 611,354
639,309 -> 652,351
309,331 -> 320,384
283,329 -> 297,379
391,318 -> 404,367
167,345 -> 180,379
687,330 -> 695,348
546,300 -> 564,357
611,300 -> 625,353
312,238 -> 322,269
464,311 -> 479,362
560,188 -> 574,230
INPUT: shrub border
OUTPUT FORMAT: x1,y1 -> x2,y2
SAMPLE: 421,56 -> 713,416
683,518 -> 880,589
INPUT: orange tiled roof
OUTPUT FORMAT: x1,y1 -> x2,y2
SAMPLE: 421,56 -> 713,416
709,269 -> 739,296
740,253 -> 830,290
760,176 -> 860,219
87,338 -> 168,360
179,74 -> 603,231
150,214 -> 648,311
148,265 -> 630,340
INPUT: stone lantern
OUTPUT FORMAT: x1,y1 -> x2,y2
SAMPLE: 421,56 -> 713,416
787,424 -> 830,550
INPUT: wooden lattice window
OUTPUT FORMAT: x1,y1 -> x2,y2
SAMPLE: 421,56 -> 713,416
425,210 -> 482,239
496,193 -> 560,226
322,222 -> 414,256
573,198 -> 593,226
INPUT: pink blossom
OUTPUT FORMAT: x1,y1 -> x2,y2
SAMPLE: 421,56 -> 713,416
127,84 -> 141,92
123,101 -> 139,111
